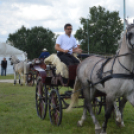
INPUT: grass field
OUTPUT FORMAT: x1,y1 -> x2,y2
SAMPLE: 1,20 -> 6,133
0,74 -> 14,80
0,83 -> 134,134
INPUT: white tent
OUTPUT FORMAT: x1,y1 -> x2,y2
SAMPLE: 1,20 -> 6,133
0,42 -> 26,75
0,42 -> 25,58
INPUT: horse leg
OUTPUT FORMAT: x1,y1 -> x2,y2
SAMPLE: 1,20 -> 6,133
24,74 -> 27,86
113,101 -> 122,126
19,74 -> 21,84
77,101 -> 87,127
14,72 -> 17,85
83,88 -> 101,133
119,98 -> 127,127
24,62 -> 27,86
19,72 -> 24,86
101,97 -> 114,134
67,77 -> 81,111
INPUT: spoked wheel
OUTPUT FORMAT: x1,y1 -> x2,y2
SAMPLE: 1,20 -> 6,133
49,89 -> 62,126
93,97 -> 103,115
35,78 -> 48,120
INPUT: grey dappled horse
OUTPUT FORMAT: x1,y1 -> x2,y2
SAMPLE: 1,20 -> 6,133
9,55 -> 30,85
68,20 -> 134,134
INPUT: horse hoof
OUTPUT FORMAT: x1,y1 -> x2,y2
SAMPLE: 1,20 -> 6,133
100,130 -> 107,134
116,114 -> 121,123
115,120 -> 125,127
121,121 -> 125,127
77,121 -> 82,127
115,120 -> 121,127
95,128 -> 101,134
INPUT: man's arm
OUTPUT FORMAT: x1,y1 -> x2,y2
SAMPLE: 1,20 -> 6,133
72,39 -> 82,53
72,44 -> 82,53
55,44 -> 69,53
39,52 -> 43,58
73,47 -> 82,53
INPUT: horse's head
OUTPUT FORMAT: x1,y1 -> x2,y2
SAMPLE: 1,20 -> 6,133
9,55 -> 20,65
125,19 -> 134,51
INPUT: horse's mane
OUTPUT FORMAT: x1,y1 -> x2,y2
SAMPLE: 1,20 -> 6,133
116,31 -> 125,53
116,24 -> 134,53
127,24 -> 134,31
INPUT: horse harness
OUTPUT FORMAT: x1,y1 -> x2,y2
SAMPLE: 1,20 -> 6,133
13,61 -> 20,71
88,53 -> 134,87
88,27 -> 134,87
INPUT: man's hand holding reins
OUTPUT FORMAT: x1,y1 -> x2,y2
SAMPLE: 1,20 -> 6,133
73,48 -> 82,53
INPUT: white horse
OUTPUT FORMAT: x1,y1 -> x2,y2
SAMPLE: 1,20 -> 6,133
68,19 -> 134,134
9,55 -> 30,85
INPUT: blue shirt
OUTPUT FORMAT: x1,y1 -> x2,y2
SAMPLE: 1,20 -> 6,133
39,52 -> 50,58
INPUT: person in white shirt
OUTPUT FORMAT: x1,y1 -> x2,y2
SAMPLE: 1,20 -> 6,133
55,23 -> 82,66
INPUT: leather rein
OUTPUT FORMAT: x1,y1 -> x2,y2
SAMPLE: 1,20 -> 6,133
88,39 -> 134,86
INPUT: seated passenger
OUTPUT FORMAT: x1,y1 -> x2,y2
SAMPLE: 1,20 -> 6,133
55,23 -> 82,66
39,48 -> 50,59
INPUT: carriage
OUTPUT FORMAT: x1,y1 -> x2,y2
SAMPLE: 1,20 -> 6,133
30,54 -> 119,126
26,59 -> 46,86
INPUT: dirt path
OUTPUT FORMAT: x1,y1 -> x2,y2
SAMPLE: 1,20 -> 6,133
0,79 -> 14,83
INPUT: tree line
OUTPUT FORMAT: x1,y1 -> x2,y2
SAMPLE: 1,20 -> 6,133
7,6 -> 123,59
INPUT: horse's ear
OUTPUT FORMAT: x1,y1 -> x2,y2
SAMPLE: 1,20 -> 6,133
125,19 -> 129,27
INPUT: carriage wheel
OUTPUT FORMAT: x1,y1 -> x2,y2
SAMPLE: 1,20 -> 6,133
49,89 -> 62,126
35,79 -> 48,119
94,97 -> 103,115
27,72 -> 34,86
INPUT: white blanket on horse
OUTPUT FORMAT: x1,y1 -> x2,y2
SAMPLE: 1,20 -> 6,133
44,54 -> 69,78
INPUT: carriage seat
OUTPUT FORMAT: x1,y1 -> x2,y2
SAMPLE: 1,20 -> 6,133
44,54 -> 69,78
31,58 -> 44,65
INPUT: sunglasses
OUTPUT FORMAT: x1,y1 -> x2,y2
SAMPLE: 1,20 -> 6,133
66,28 -> 73,31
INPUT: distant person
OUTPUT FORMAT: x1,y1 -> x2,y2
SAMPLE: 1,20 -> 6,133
1,58 -> 7,76
39,48 -> 50,59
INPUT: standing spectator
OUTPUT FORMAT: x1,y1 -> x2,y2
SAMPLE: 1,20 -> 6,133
1,58 -> 7,76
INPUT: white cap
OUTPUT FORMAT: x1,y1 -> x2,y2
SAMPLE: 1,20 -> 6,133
42,48 -> 47,51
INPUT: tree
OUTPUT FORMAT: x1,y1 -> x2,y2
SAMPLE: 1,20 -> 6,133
7,26 -> 56,59
75,6 -> 123,54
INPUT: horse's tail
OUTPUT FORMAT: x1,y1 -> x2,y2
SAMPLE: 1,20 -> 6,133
67,77 -> 81,111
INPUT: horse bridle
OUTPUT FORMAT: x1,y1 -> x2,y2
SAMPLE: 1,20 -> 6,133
87,24 -> 134,86
126,24 -> 134,48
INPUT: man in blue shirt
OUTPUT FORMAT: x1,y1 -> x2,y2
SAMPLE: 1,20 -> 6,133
39,48 -> 50,59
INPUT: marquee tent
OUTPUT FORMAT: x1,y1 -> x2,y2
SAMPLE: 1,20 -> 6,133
0,42 -> 26,75
0,42 -> 26,58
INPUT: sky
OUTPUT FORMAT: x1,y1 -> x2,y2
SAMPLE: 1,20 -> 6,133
0,0 -> 134,42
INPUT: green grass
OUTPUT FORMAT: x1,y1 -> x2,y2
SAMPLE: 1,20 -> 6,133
0,74 -> 14,79
0,83 -> 134,134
